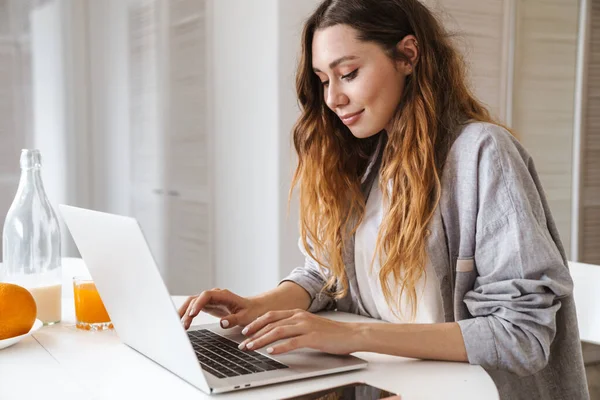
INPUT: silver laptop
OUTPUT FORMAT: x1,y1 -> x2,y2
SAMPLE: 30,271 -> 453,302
59,204 -> 367,394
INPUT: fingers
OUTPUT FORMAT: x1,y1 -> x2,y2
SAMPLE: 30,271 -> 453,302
180,289 -> 243,330
238,317 -> 292,349
245,320 -> 279,341
241,309 -> 300,337
181,296 -> 203,330
220,311 -> 242,329
187,294 -> 207,318
258,335 -> 309,355
178,295 -> 197,318
240,325 -> 306,353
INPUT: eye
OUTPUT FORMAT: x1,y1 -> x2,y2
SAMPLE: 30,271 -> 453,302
341,68 -> 359,81
320,68 -> 358,87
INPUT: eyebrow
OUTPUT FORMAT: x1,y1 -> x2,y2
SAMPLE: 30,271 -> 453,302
313,55 -> 359,73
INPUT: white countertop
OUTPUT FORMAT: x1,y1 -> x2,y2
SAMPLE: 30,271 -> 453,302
0,258 -> 499,400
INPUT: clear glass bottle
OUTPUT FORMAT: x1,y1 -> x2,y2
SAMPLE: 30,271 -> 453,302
2,149 -> 62,325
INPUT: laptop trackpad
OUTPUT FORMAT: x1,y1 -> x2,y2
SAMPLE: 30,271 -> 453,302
202,323 -> 363,373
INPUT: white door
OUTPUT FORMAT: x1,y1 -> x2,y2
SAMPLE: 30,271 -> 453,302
128,0 -> 212,294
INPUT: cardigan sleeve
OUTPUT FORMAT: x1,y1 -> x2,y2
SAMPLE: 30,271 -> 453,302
455,125 -> 574,376
279,237 -> 336,313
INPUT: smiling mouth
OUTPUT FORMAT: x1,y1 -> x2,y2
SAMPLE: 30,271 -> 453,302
339,110 -> 364,125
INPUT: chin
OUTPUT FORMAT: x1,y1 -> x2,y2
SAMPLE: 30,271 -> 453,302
349,126 -> 382,139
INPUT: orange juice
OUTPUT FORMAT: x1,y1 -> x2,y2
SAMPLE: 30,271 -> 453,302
73,281 -> 113,330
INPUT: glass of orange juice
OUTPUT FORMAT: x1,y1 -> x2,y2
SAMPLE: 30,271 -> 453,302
72,277 -> 113,331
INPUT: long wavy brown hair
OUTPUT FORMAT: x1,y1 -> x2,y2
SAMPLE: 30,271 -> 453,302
290,0 -> 503,319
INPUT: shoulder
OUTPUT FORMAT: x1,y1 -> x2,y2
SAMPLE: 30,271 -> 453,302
440,121 -> 544,227
443,121 -> 532,177
447,122 -> 527,162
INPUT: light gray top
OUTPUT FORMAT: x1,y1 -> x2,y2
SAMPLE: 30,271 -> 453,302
282,122 -> 589,400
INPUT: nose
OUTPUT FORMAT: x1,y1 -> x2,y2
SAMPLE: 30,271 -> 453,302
325,82 -> 349,111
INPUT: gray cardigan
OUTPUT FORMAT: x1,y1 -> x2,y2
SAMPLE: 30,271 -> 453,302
282,122 -> 589,400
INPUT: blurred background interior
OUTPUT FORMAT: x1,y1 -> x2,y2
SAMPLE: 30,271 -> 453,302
0,0 -> 595,294
0,0 -> 597,331
1,0 -> 600,395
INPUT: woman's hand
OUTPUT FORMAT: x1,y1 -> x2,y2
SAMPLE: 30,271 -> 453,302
237,309 -> 360,355
178,288 -> 266,330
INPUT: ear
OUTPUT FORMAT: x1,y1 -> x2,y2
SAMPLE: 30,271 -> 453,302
396,34 -> 419,75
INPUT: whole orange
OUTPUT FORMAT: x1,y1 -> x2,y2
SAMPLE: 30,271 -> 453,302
0,283 -> 37,340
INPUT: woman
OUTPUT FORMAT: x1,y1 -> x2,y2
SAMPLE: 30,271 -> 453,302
179,0 -> 589,398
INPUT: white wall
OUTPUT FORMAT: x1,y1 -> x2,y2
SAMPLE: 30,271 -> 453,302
87,0 -> 131,216
61,0 -> 92,213
212,0 -> 279,296
30,1 -> 66,213
212,0 -> 319,295
30,0 -> 70,254
277,0 -> 321,279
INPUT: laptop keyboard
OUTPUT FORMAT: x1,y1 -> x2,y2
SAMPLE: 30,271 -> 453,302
187,329 -> 289,379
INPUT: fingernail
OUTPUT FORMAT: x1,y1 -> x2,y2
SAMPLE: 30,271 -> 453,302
238,343 -> 245,350
221,320 -> 229,328
241,327 -> 248,335
266,347 -> 274,354
246,342 -> 254,349
189,308 -> 195,316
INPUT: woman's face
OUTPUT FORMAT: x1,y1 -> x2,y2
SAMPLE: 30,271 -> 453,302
312,25 -> 415,139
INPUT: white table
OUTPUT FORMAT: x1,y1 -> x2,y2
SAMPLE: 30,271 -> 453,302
0,258 -> 499,399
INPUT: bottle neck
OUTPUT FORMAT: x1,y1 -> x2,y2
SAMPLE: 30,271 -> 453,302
16,163 -> 47,197
20,149 -> 42,170
16,149 -> 46,195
